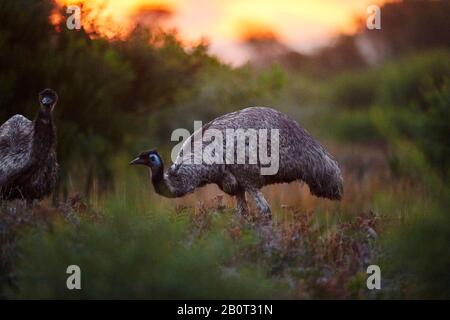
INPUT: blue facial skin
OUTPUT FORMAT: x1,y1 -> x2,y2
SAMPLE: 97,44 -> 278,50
149,154 -> 160,166
41,96 -> 53,105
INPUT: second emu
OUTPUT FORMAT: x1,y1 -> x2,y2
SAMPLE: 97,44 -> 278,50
0,89 -> 59,201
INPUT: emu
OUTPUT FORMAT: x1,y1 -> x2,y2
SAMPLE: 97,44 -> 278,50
131,107 -> 343,218
0,89 -> 59,201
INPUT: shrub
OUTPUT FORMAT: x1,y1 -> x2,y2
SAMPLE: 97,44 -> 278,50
373,79 -> 450,180
328,71 -> 378,110
380,187 -> 450,299
6,193 -> 283,299
377,50 -> 450,110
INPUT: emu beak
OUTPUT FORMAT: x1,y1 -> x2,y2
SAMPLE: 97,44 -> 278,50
130,157 -> 145,166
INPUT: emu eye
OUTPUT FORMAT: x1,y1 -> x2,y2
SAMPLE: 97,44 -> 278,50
149,154 -> 159,165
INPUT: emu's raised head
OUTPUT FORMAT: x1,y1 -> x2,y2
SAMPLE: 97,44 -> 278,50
38,88 -> 58,112
130,149 -> 162,170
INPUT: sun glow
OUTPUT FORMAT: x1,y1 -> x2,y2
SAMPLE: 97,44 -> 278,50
53,0 -> 390,64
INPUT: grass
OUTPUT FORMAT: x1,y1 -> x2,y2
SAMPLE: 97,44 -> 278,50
0,136 -> 448,300
1,143 -> 402,299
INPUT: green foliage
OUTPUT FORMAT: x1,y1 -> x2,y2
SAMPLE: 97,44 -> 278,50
379,187 -> 450,299
0,1 -> 291,195
0,0 -> 235,193
328,70 -> 378,109
373,61 -> 450,179
321,49 -> 450,299
7,193 -> 283,299
326,49 -> 449,112
143,64 -> 287,153
418,82 -> 450,178
325,50 -> 450,179
367,54 -> 450,298
319,110 -> 381,143
377,50 -> 450,110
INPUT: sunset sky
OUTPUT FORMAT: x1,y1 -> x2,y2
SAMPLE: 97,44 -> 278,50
55,0 -> 390,65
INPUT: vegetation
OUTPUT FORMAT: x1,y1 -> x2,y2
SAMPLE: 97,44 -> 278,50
0,0 -> 448,299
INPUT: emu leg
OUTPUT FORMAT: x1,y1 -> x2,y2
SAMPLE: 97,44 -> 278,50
236,191 -> 249,216
249,189 -> 272,219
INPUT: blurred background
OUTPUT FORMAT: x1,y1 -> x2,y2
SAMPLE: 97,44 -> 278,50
0,0 -> 449,299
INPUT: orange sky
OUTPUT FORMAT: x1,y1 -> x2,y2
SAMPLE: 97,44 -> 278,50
55,0 -> 390,65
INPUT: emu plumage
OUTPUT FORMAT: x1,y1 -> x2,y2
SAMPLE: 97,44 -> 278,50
131,107 -> 343,218
0,89 -> 59,201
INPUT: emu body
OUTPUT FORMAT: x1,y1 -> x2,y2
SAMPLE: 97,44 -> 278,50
131,107 -> 343,218
0,89 -> 59,201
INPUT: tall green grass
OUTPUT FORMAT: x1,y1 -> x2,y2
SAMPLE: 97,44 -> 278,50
6,186 -> 286,299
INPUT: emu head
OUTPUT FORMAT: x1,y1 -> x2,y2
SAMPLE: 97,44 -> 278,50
130,149 -> 162,171
39,88 -> 58,113
130,149 -> 197,197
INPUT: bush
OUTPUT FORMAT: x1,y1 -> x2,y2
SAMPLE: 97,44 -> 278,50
324,50 -> 450,177
380,186 -> 450,299
328,71 -> 378,109
6,191 -> 283,299
373,79 -> 450,180
332,110 -> 381,143
377,50 -> 450,110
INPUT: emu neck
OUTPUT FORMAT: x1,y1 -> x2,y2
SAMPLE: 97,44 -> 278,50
150,161 -> 176,198
32,109 -> 56,160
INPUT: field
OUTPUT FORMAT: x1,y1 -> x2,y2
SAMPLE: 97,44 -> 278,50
2,136 -> 448,299
0,143 -> 387,299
